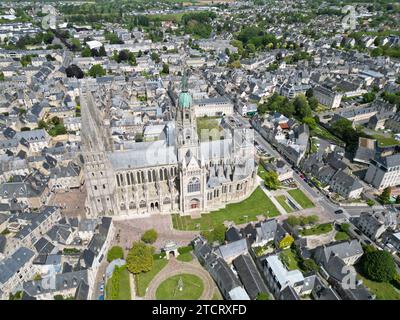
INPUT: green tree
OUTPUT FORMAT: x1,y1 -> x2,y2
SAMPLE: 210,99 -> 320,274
367,199 -> 375,207
302,117 -> 316,130
107,246 -> 124,262
256,292 -> 269,300
264,171 -> 280,190
150,52 -> 160,63
396,195 -> 400,204
308,96 -> 319,110
379,187 -> 391,204
0,72 -> 4,81
81,46 -> 92,57
141,229 -> 158,244
301,258 -> 319,272
161,63 -> 169,74
126,242 -> 154,274
362,92 -> 376,103
361,250 -> 396,282
293,95 -> 312,119
89,64 -> 106,78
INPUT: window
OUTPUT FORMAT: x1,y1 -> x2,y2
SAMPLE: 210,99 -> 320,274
187,177 -> 200,193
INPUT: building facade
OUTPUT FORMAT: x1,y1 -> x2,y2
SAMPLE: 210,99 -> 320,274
82,74 -> 257,218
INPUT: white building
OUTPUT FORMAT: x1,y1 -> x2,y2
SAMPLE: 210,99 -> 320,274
365,154 -> 400,190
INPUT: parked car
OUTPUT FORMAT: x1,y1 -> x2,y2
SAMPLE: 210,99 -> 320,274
364,239 -> 372,245
354,229 -> 362,236
335,209 -> 343,214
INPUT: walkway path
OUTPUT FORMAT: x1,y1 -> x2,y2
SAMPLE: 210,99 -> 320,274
144,256 -> 216,300
258,177 -> 287,215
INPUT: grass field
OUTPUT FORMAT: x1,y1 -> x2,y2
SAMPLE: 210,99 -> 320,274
358,275 -> 400,300
300,223 -> 333,236
370,134 -> 400,147
335,231 -> 350,241
156,274 -> 204,300
196,116 -> 223,141
177,252 -> 193,262
276,195 -> 294,213
257,165 -> 268,180
279,249 -> 300,270
106,267 -> 131,300
288,189 -> 315,209
172,187 -> 279,231
312,124 -> 344,145
136,259 -> 168,297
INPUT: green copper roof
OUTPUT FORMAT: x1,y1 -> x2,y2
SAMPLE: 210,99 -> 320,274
178,92 -> 192,109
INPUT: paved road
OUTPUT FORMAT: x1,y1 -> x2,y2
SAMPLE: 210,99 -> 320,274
231,113 -> 380,221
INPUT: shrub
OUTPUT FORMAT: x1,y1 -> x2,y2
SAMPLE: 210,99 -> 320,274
141,229 -> 158,244
107,246 -> 124,262
178,245 -> 193,255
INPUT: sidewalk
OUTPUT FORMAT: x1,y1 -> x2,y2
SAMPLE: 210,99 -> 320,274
257,176 -> 287,215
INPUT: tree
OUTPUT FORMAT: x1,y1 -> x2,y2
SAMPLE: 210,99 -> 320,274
279,234 -> 294,249
293,95 -> 312,119
301,259 -> 319,272
118,50 -> 129,62
66,64 -> 84,79
362,92 -> 376,104
302,117 -> 316,130
126,242 -> 154,274
107,246 -> 124,262
161,63 -> 169,74
0,72 -> 4,81
150,52 -> 160,63
81,46 -> 92,57
89,64 -> 106,78
379,187 -> 391,204
141,229 -> 158,244
305,88 -> 314,98
367,199 -> 375,207
256,292 -> 269,300
339,223 -> 350,233
396,195 -> 400,204
361,250 -> 396,282
98,45 -> 107,57
264,171 -> 280,190
308,96 -> 319,110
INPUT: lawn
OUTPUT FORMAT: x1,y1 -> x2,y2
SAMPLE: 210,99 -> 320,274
300,223 -> 333,236
177,252 -> 193,262
335,231 -> 350,241
106,267 -> 131,300
276,195 -> 294,213
358,274 -> 400,300
311,124 -> 344,145
370,134 -> 400,147
196,116 -> 223,141
279,249 -> 300,270
156,273 -> 204,300
172,187 -> 279,231
136,258 -> 168,297
288,189 -> 315,209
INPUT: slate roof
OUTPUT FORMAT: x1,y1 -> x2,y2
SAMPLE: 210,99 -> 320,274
216,239 -> 248,261
0,247 -> 35,285
232,254 -> 269,299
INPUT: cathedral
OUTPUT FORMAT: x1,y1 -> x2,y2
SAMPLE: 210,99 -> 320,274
81,73 -> 258,218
